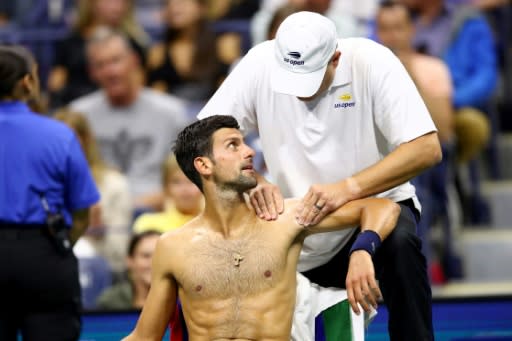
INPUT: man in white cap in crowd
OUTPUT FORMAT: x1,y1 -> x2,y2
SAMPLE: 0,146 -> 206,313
198,11 -> 440,340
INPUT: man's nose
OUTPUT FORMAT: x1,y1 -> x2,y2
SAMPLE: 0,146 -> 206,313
244,145 -> 255,158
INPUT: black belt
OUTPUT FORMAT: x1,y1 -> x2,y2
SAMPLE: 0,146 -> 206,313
0,222 -> 47,240
397,198 -> 420,223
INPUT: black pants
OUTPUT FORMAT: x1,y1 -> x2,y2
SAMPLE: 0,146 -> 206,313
0,225 -> 82,341
302,201 -> 434,341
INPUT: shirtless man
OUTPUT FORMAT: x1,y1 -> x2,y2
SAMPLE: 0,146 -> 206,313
123,115 -> 401,341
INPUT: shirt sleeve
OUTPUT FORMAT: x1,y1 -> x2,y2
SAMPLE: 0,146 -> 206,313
370,45 -> 437,149
64,135 -> 100,211
197,45 -> 262,135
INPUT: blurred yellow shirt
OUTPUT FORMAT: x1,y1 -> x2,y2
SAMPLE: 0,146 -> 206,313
132,206 -> 196,233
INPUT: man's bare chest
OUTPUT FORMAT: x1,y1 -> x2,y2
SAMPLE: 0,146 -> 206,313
175,234 -> 291,297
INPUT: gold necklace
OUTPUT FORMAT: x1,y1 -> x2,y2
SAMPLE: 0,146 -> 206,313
232,252 -> 244,267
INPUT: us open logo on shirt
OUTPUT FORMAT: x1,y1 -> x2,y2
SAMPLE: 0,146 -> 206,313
334,93 -> 355,108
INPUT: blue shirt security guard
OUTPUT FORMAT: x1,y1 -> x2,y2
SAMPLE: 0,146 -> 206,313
0,46 -> 100,341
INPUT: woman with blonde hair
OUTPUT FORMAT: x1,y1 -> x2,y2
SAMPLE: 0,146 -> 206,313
48,0 -> 150,108
54,108 -> 133,275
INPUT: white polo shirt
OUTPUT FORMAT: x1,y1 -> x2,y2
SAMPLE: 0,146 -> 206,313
198,38 -> 436,271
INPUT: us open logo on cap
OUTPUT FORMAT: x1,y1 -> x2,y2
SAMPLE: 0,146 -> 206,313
283,51 -> 304,66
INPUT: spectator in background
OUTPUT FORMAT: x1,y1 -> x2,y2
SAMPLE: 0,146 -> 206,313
329,0 -> 380,37
0,2 -> 15,26
0,45 -> 99,341
376,0 -> 461,282
375,1 -> 454,146
71,28 -> 190,212
0,1 -> 36,27
266,3 -> 301,40
146,0 -> 233,113
206,0 -> 260,20
205,0 -> 260,71
251,0 -> 361,46
448,0 -> 508,9
398,0 -> 497,224
48,0 -> 150,109
133,154 -> 203,233
96,230 -> 161,310
54,109 -> 133,275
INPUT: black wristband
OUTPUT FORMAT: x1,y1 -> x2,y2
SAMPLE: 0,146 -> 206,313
349,230 -> 382,257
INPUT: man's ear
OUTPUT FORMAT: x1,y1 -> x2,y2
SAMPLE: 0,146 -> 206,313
194,156 -> 213,176
20,74 -> 33,94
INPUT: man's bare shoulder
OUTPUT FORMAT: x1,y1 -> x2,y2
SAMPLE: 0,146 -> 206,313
411,53 -> 452,97
272,198 -> 302,230
159,216 -> 204,248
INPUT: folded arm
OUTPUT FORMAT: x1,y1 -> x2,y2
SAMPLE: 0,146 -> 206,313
303,197 -> 401,240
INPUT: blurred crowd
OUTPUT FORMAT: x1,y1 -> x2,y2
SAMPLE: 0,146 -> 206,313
1,0 -> 510,311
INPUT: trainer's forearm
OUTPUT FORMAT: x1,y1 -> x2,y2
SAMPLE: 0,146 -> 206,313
347,132 -> 442,200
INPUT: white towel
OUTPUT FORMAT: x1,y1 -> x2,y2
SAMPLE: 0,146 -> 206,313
291,273 -> 376,341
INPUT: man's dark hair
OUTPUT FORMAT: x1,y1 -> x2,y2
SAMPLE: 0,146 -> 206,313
379,0 -> 397,9
127,230 -> 161,257
0,45 -> 35,98
87,26 -> 133,53
173,115 -> 240,192
379,0 -> 415,20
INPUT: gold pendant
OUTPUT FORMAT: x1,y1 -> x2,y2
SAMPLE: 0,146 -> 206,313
233,253 -> 244,267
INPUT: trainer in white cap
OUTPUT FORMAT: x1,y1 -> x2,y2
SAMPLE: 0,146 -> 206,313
271,11 -> 338,98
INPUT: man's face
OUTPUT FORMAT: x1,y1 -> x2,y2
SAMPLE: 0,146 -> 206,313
127,234 -> 160,287
376,5 -> 414,54
209,128 -> 257,192
88,37 -> 135,99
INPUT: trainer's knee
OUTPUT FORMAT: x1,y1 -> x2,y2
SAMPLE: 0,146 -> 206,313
380,207 -> 422,260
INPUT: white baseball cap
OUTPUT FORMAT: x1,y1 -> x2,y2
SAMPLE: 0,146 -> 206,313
271,11 -> 338,97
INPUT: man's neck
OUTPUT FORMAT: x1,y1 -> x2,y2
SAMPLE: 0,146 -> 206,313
202,189 -> 256,239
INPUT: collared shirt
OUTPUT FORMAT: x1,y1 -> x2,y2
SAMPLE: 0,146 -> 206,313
0,101 -> 100,225
198,38 -> 436,271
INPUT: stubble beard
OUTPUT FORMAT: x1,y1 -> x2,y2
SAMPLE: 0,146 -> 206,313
216,173 -> 257,195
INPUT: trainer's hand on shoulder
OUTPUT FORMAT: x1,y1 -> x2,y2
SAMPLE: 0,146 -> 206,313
296,181 -> 352,226
248,179 -> 284,220
346,250 -> 382,315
